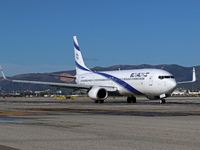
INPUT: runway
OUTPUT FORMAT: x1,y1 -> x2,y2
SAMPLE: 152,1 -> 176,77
0,96 -> 200,150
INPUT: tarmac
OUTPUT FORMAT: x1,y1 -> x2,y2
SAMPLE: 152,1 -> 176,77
0,96 -> 200,150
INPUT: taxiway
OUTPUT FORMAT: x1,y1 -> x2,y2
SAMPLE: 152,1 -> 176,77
0,96 -> 200,150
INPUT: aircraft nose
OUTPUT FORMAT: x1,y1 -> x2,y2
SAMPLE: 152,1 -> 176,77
167,79 -> 177,93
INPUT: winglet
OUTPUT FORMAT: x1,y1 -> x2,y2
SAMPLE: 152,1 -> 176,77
192,67 -> 196,82
0,65 -> 8,80
177,67 -> 196,84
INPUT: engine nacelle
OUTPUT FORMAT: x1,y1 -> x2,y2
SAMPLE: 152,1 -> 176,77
146,94 -> 171,100
88,86 -> 108,100
146,95 -> 160,100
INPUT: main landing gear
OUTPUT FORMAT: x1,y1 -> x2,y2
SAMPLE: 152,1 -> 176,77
94,100 -> 104,103
127,96 -> 136,103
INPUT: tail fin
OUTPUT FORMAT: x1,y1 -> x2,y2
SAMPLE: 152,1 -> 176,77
73,36 -> 91,75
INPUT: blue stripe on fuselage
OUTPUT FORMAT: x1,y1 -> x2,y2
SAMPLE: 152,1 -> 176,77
75,61 -> 143,95
96,72 -> 143,95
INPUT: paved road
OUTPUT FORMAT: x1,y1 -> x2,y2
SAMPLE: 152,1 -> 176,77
0,97 -> 200,150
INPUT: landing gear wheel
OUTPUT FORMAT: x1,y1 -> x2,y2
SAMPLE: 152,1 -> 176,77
159,99 -> 166,104
127,97 -> 132,103
94,100 -> 104,103
132,97 -> 136,103
127,96 -> 137,103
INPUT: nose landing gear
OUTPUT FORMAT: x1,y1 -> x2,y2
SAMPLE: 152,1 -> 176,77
159,99 -> 166,104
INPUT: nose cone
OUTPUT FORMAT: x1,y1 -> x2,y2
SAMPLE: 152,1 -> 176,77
167,79 -> 177,93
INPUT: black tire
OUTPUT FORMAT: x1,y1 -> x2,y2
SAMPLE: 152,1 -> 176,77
132,97 -> 136,103
127,96 -> 136,103
94,100 -> 99,103
159,99 -> 166,104
127,97 -> 132,103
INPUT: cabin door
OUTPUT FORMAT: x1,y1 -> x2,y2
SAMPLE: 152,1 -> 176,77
149,73 -> 154,86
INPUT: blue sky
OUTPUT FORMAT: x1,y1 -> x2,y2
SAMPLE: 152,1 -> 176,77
0,0 -> 200,76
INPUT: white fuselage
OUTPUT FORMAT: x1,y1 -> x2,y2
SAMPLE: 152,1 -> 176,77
76,69 -> 177,97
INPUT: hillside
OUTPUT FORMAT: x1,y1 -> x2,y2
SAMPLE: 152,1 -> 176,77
0,64 -> 199,92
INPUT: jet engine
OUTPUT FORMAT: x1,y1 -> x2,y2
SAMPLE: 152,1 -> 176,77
146,95 -> 160,100
146,94 -> 171,100
88,86 -> 108,100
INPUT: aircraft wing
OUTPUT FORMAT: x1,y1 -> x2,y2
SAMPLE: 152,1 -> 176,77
0,66 -> 117,92
0,65 -> 87,89
177,67 -> 196,84
12,79 -> 92,89
39,73 -> 76,79
11,79 -> 117,91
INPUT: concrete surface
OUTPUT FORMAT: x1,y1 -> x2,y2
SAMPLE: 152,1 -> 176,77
0,97 -> 200,150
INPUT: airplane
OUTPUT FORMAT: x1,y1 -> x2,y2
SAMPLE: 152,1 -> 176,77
0,36 -> 196,104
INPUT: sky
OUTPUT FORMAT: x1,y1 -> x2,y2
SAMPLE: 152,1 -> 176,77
0,0 -> 200,76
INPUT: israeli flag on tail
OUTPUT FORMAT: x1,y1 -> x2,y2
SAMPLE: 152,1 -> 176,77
73,36 -> 92,75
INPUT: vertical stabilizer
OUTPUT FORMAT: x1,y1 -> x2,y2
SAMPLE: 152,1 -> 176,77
73,36 -> 91,75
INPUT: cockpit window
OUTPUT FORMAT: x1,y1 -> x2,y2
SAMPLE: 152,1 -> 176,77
158,76 -> 174,80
